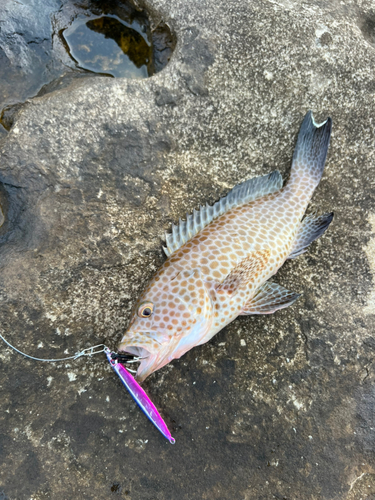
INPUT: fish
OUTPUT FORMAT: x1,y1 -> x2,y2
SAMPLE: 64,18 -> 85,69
118,111 -> 333,382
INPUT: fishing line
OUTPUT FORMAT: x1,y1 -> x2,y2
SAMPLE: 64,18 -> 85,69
0,332 -> 107,362
0,332 -> 143,366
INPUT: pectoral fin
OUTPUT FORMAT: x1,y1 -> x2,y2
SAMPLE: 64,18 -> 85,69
240,282 -> 300,314
288,212 -> 333,259
217,250 -> 270,295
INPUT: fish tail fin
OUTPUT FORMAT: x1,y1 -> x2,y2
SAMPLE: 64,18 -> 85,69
290,110 -> 332,187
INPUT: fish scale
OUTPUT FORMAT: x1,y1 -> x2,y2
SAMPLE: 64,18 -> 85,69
119,111 -> 333,382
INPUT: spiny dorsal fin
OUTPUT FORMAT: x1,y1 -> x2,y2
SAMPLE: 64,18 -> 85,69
163,171 -> 283,257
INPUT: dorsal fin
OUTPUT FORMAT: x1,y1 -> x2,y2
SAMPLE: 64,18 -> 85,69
163,170 -> 283,257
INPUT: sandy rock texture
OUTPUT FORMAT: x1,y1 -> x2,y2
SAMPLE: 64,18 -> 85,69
1,0 -> 375,499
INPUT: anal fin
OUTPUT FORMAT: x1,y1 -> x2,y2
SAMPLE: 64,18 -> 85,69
288,212 -> 333,259
240,282 -> 300,315
217,250 -> 270,295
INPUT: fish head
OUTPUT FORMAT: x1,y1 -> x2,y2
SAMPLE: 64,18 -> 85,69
118,268 -> 213,382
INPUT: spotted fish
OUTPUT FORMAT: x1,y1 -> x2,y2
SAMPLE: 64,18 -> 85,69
119,111 -> 333,382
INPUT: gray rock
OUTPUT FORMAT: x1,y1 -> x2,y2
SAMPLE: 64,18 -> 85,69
0,0 -> 65,111
0,0 -> 375,499
0,0 -> 175,114
0,124 -> 7,140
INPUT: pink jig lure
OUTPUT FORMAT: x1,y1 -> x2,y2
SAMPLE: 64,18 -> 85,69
105,348 -> 175,444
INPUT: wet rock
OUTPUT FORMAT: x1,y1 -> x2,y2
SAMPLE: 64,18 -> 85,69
0,0 -> 65,111
0,125 -> 7,140
0,102 -> 24,131
0,0 -> 375,499
0,0 -> 175,112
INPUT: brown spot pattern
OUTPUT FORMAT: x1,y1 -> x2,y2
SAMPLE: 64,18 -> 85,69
119,147 -> 327,381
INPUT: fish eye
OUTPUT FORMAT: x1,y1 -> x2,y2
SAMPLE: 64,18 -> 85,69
138,302 -> 154,318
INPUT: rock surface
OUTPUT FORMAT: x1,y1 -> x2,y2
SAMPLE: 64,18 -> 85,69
1,0 -> 375,499
0,0 -> 174,115
0,0 -> 65,112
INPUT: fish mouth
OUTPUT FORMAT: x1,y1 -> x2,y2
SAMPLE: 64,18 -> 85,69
118,332 -> 173,382
120,345 -> 151,359
116,345 -> 152,382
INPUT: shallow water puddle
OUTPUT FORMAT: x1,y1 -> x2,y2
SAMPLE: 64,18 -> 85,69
0,0 -> 175,120
62,15 -> 152,78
